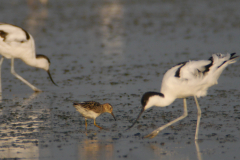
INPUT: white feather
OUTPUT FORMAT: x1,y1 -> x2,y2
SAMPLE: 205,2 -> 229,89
160,53 -> 237,100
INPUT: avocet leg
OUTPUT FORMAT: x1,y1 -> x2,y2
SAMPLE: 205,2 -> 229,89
144,98 -> 188,139
194,96 -> 201,140
11,58 -> 42,92
195,140 -> 203,160
0,57 -> 4,99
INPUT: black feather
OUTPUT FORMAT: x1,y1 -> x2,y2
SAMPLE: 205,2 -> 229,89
36,54 -> 51,64
203,57 -> 213,74
0,30 -> 8,41
217,53 -> 238,68
141,92 -> 164,107
230,53 -> 238,60
217,61 -> 227,68
174,62 -> 187,78
21,28 -> 30,40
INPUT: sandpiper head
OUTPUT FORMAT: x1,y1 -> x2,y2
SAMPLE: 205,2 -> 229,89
126,92 -> 164,130
103,103 -> 116,121
36,54 -> 58,86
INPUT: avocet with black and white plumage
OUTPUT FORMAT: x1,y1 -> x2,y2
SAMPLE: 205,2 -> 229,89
127,53 -> 238,140
0,23 -> 57,92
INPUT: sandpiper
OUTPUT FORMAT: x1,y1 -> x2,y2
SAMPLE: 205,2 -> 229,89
73,101 -> 116,130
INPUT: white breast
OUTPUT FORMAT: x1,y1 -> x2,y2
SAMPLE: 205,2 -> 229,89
75,106 -> 100,119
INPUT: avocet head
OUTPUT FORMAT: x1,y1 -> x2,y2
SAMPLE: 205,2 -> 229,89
103,103 -> 116,121
141,92 -> 165,110
126,92 -> 164,130
36,54 -> 57,86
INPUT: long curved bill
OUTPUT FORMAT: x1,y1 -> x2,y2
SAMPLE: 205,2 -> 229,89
126,107 -> 145,130
111,112 -> 117,121
47,70 -> 58,86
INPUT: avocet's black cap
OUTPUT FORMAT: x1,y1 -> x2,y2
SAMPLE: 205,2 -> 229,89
126,92 -> 164,130
141,92 -> 164,107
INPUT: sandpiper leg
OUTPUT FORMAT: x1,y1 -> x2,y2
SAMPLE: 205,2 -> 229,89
85,118 -> 88,130
94,119 -> 103,129
144,98 -> 188,138
10,58 -> 42,92
194,96 -> 201,140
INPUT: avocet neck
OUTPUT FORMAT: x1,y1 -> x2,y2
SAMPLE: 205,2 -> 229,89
22,56 -> 48,71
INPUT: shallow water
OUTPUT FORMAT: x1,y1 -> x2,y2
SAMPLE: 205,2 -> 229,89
0,0 -> 240,159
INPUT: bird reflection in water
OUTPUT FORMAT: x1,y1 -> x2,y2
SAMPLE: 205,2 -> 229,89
195,140 -> 203,160
78,139 -> 114,160
148,141 -> 203,160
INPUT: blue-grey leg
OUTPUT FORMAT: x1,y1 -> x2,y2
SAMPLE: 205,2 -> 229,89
0,57 -> 4,101
195,140 -> 203,160
144,98 -> 188,138
11,58 -> 41,92
194,96 -> 201,140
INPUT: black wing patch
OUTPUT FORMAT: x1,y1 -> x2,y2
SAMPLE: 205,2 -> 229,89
0,23 -> 30,42
0,30 -> 8,41
9,23 -> 30,41
217,61 -> 227,68
21,28 -> 30,40
217,53 -> 238,68
230,53 -> 237,59
202,57 -> 213,74
19,28 -> 30,43
174,62 -> 187,78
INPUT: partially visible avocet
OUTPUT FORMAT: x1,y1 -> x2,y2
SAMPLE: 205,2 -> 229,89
0,23 -> 57,92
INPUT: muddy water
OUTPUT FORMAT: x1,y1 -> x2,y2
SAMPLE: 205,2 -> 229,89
0,0 -> 240,159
